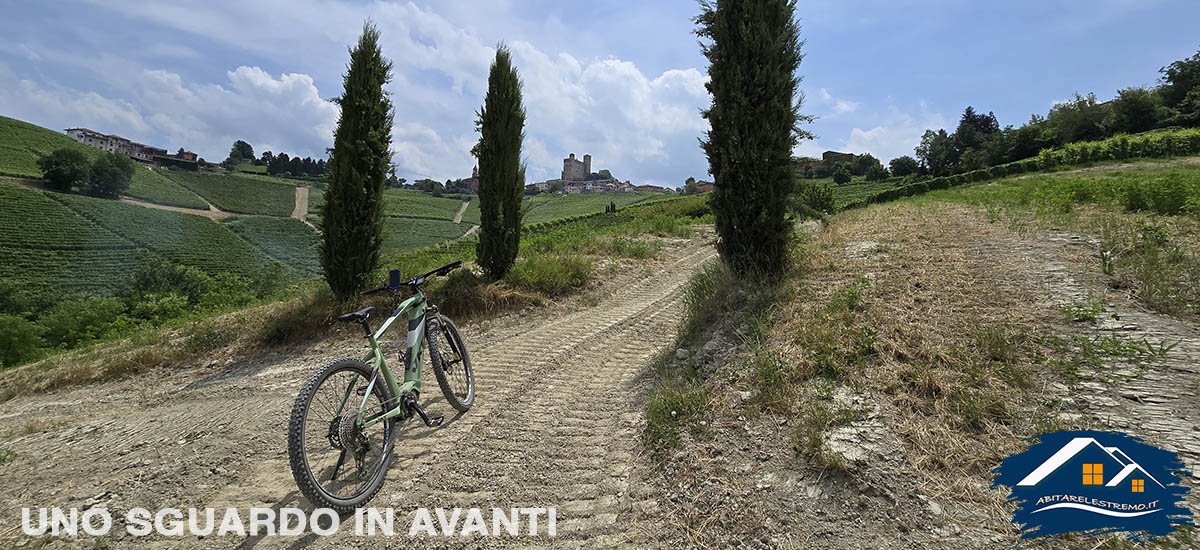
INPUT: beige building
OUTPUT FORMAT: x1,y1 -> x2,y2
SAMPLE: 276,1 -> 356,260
65,128 -> 161,163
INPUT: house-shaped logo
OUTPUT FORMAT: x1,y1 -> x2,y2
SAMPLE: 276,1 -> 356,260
993,430 -> 1192,543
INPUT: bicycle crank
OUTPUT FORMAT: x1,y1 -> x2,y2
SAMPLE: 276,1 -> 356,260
401,392 -> 444,427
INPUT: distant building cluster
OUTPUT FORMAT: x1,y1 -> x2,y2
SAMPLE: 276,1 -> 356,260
65,128 -> 196,165
522,152 -> 672,195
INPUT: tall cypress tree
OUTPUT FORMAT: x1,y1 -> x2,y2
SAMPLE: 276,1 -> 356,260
696,0 -> 812,276
320,23 -> 394,300
474,45 -> 526,280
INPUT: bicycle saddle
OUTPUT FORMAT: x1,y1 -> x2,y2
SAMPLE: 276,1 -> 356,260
337,306 -> 376,323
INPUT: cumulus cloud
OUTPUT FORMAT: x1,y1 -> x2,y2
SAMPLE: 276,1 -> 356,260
842,105 -> 946,162
0,64 -> 337,160
11,0 -> 713,186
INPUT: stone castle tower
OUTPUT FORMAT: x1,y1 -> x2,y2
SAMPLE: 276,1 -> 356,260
562,153 -> 591,181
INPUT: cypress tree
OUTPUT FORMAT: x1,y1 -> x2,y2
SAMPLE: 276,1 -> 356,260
320,23 -> 394,300
696,0 -> 812,276
474,45 -> 526,280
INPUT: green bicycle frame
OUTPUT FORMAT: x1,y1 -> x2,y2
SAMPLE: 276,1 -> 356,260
333,290 -> 430,429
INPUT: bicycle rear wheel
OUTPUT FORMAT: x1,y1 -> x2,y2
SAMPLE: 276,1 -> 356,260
428,316 -> 475,412
287,358 -> 394,512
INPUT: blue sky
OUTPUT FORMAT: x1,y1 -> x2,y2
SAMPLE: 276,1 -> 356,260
1,1 -> 1197,187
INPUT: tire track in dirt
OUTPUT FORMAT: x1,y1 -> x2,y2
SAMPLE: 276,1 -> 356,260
0,236 -> 714,549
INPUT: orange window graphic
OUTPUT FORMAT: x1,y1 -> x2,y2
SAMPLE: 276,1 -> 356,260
1132,479 -> 1144,493
1082,464 -> 1103,485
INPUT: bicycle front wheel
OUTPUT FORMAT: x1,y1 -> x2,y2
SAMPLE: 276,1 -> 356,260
428,316 -> 475,412
287,358 -> 394,512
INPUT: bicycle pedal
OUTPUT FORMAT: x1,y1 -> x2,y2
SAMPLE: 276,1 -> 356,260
427,415 -> 444,427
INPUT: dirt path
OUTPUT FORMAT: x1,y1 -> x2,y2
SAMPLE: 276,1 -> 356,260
292,187 -> 309,221
452,201 -> 468,224
460,224 -> 479,239
0,234 -> 715,548
119,197 -> 230,220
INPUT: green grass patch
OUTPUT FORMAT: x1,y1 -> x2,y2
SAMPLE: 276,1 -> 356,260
382,188 -> 464,220
522,191 -> 671,224
165,171 -> 296,216
233,163 -> 267,174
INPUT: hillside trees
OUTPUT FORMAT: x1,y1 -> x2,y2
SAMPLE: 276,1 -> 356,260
851,153 -> 881,176
832,165 -> 851,185
320,23 -> 394,300
87,152 -> 135,198
916,129 -> 957,177
474,44 -> 526,280
36,149 -> 132,198
36,149 -> 91,191
1159,50 -> 1200,108
888,155 -> 919,177
697,0 -> 811,276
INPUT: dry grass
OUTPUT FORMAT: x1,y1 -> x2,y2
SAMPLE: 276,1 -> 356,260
764,202 -> 1102,525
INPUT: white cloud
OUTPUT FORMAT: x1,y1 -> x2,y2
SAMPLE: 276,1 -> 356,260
842,105 -> 946,162
816,88 -> 859,117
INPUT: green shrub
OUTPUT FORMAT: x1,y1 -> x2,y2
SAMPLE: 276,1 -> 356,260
504,255 -> 591,296
39,296 -> 127,348
0,314 -> 45,367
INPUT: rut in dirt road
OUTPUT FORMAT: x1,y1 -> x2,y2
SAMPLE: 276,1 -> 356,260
0,236 -> 715,549
270,242 -> 717,550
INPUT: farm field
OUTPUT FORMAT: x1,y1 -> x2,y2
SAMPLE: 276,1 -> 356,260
164,171 -> 295,216
521,191 -> 671,224
226,216 -> 321,274
0,116 -> 209,209
0,185 -> 141,296
52,192 -> 285,280
382,216 -> 471,252
382,188 -> 463,219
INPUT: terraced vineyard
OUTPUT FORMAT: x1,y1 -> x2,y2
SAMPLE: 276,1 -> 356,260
831,179 -> 903,209
0,185 -> 141,296
52,193 -> 284,279
226,216 -> 321,274
382,188 -> 463,219
522,191 -> 671,224
164,171 -> 296,216
0,186 -> 131,250
0,116 -> 208,209
382,217 -> 472,252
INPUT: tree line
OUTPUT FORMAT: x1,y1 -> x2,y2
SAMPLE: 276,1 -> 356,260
912,49 -> 1200,177
222,139 -> 330,177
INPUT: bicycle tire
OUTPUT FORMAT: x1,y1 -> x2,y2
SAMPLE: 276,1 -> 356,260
427,316 -> 475,412
287,358 -> 394,513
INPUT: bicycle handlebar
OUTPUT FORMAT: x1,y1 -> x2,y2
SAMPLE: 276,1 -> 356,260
359,260 -> 463,295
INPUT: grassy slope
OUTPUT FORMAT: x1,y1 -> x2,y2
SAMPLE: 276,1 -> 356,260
165,171 -> 295,216
521,191 -> 670,224
0,115 -> 208,209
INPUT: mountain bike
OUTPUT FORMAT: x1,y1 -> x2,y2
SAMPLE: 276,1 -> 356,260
287,260 -> 475,512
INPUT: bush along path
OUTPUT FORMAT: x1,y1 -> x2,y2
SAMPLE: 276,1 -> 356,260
0,228 -> 716,549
